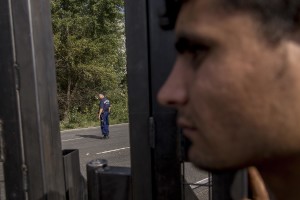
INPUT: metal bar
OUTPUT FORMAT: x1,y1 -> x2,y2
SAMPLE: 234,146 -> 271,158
209,173 -> 212,200
63,149 -> 85,200
0,0 -> 26,199
125,0 -> 153,200
125,0 -> 182,199
87,159 -> 131,200
97,166 -> 131,200
231,170 -> 248,200
87,159 -> 108,200
9,0 -> 66,199
147,1 -> 182,199
212,170 -> 248,200
183,179 -> 199,200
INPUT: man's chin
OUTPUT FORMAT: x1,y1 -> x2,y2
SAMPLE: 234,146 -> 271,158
188,148 -> 242,171
188,148 -> 212,170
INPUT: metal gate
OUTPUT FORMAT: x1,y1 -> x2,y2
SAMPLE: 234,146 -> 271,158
0,0 -> 247,199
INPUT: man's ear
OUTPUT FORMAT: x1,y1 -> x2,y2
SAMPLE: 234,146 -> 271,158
287,28 -> 300,44
284,40 -> 300,66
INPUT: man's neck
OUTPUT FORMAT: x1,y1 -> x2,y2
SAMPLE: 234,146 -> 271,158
257,155 -> 300,200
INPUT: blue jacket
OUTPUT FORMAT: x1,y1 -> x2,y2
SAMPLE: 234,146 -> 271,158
99,98 -> 110,112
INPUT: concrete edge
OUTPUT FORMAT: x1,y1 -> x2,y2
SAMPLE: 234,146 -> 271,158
60,123 -> 129,133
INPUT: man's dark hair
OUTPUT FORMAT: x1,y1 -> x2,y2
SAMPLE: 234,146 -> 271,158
163,0 -> 300,42
221,0 -> 300,42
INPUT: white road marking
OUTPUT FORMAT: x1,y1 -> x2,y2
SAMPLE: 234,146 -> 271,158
86,153 -> 90,156
62,137 -> 83,142
191,178 -> 209,189
96,147 -> 130,155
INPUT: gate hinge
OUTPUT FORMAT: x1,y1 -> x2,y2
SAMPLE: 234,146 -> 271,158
22,164 -> 28,192
14,63 -> 20,90
149,117 -> 155,148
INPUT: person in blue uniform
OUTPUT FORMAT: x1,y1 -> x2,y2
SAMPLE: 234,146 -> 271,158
98,93 -> 111,139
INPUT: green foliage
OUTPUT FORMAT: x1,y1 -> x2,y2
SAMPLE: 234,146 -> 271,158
107,87 -> 129,124
60,108 -> 99,130
51,0 -> 128,129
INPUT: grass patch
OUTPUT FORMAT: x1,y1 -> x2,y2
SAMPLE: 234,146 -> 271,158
60,109 -> 128,131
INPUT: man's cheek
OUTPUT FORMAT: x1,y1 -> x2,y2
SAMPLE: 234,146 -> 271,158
188,145 -> 201,163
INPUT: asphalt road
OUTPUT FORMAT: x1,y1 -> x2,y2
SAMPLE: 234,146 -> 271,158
61,123 -> 131,178
61,123 -> 209,199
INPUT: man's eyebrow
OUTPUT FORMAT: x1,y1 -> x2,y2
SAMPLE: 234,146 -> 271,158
175,33 -> 214,53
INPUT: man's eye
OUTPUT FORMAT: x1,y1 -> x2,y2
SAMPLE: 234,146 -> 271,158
189,45 -> 208,57
188,45 -> 209,68
175,39 -> 210,69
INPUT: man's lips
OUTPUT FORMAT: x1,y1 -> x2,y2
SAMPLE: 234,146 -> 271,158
177,118 -> 198,142
177,118 -> 197,131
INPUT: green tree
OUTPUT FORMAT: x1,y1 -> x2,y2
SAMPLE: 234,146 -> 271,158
51,0 -> 127,128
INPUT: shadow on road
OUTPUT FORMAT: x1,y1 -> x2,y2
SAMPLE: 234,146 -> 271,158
76,135 -> 102,139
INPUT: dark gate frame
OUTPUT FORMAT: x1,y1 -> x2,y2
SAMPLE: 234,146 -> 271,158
0,0 -> 66,199
125,0 -> 182,199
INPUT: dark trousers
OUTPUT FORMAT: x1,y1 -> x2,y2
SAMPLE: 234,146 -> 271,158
100,112 -> 109,136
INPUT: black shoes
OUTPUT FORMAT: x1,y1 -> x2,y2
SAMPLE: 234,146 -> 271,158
100,135 -> 109,139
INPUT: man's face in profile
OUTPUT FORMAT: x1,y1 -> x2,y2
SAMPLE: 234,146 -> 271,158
158,0 -> 300,170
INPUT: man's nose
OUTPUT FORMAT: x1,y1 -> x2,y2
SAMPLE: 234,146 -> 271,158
157,64 -> 187,107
